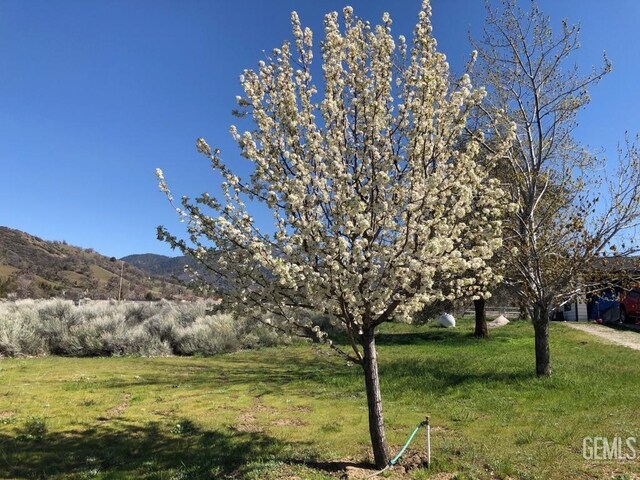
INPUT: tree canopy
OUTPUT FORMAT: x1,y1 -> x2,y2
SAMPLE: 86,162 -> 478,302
159,1 -> 513,466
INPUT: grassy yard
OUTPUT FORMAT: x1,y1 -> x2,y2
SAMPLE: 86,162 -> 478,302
0,319 -> 638,479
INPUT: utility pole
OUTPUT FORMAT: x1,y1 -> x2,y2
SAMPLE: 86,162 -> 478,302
118,260 -> 124,301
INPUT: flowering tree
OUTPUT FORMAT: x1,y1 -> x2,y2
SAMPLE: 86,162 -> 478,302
158,2 -> 511,467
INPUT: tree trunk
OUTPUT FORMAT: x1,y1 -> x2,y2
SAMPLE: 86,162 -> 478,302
361,328 -> 390,468
474,297 -> 488,338
532,304 -> 551,377
518,298 -> 529,321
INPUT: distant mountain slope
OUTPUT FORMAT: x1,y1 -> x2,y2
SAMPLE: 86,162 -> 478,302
121,253 -> 226,290
121,252 -> 228,292
120,253 -> 198,281
0,226 -> 188,300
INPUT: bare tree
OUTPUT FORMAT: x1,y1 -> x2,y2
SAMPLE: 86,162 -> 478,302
473,0 -> 640,376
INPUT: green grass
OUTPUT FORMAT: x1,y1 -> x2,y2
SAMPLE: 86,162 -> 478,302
89,265 -> 117,282
0,319 -> 639,479
59,271 -> 89,285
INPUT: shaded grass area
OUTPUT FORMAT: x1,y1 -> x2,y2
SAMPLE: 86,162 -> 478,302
1,423 -> 292,479
0,319 -> 639,479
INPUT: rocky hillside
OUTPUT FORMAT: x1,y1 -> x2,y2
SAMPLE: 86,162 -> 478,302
0,226 -> 188,300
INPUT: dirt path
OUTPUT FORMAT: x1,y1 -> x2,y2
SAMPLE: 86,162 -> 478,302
564,322 -> 640,351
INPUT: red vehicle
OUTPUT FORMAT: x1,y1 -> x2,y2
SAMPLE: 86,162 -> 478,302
620,288 -> 640,323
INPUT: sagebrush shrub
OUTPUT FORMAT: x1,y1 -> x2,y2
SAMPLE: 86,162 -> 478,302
0,299 -> 288,357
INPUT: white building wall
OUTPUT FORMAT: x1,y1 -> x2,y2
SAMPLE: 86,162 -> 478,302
564,302 -> 589,321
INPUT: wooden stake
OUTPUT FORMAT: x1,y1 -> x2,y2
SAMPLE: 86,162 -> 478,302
425,415 -> 431,468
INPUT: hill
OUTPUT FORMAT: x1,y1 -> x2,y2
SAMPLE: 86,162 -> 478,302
122,252 -> 226,291
0,226 -> 188,300
120,253 -> 198,282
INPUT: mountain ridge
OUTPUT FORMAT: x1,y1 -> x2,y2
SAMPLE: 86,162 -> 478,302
120,253 -> 197,282
0,226 -> 189,300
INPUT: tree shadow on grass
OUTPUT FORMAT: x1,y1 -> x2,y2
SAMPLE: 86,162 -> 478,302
373,327 -> 538,393
0,420 -> 316,479
34,355 -> 352,398
378,353 -> 534,398
28,329 -> 535,402
376,327 -> 501,347
376,323 -> 524,346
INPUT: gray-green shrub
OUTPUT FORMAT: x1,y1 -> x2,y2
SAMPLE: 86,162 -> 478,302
0,299 -> 288,357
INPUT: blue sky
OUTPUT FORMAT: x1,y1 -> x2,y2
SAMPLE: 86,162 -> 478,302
1,1 -> 639,258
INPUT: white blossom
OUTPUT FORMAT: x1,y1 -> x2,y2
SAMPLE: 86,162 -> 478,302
159,1 -> 513,359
